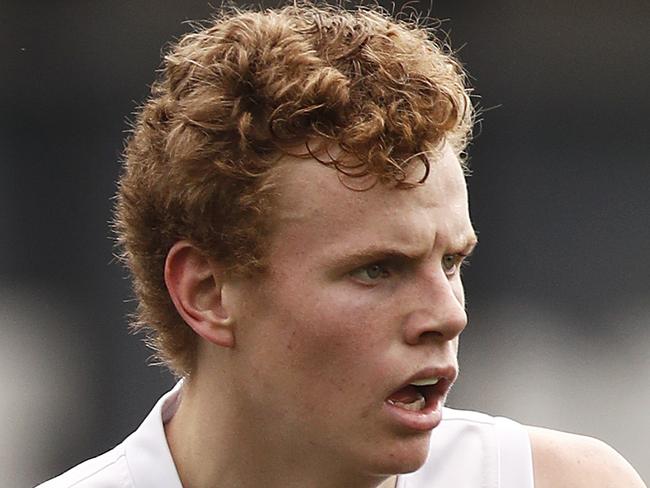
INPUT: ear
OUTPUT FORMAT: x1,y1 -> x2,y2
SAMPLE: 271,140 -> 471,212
164,241 -> 235,348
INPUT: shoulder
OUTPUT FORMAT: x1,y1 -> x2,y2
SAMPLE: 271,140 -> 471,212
526,425 -> 647,488
35,444 -> 131,488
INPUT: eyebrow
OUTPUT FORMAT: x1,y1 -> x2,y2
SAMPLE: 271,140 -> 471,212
328,233 -> 479,271
328,248 -> 420,270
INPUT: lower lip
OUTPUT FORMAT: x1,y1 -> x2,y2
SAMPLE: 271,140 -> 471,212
382,393 -> 444,432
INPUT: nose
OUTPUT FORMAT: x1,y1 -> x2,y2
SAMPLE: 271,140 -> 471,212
403,269 -> 468,345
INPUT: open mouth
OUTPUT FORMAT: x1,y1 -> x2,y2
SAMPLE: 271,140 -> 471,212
385,376 -> 451,413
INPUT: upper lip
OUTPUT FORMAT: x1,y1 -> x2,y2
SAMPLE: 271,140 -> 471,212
387,364 -> 459,397
405,365 -> 458,387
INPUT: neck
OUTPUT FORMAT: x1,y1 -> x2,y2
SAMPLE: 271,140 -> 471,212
164,372 -> 397,488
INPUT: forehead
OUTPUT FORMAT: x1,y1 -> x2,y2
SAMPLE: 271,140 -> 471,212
267,146 -> 475,259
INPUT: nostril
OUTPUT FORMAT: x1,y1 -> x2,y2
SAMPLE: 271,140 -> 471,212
404,328 -> 444,346
421,330 -> 444,341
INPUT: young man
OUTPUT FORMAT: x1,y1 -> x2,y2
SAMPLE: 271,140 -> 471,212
38,4 -> 646,488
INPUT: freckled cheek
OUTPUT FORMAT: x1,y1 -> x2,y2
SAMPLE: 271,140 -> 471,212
264,293 -> 399,414
283,296 -> 390,373
285,309 -> 373,358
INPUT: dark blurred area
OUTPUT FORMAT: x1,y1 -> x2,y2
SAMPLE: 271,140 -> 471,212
2,1 -> 648,486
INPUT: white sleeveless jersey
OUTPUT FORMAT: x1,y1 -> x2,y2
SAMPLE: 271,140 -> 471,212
36,383 -> 534,487
399,408 -> 535,488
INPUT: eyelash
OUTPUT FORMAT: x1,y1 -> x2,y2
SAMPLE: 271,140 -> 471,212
442,253 -> 471,277
350,262 -> 394,284
350,253 -> 471,285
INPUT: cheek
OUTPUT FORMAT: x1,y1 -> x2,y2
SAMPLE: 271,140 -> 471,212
277,287 -> 393,375
285,292 -> 376,354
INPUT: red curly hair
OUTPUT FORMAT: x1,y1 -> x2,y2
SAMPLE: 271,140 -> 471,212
114,2 -> 474,376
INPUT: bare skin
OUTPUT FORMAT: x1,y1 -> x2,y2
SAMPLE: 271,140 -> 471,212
165,146 -> 473,488
528,427 -> 647,487
163,146 -> 646,488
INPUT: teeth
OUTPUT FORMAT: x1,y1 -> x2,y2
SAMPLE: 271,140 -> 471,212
388,397 -> 426,411
409,377 -> 440,387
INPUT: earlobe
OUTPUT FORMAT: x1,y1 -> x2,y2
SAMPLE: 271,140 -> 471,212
164,241 -> 235,348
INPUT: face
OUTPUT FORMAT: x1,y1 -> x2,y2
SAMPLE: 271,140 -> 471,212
223,146 -> 476,479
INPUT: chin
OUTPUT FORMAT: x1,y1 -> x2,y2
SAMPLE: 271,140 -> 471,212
365,432 -> 432,476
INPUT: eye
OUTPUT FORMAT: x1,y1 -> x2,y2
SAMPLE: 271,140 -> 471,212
442,254 -> 466,277
350,263 -> 391,284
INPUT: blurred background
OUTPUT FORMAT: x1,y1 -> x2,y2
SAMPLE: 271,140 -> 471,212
2,0 -> 648,486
